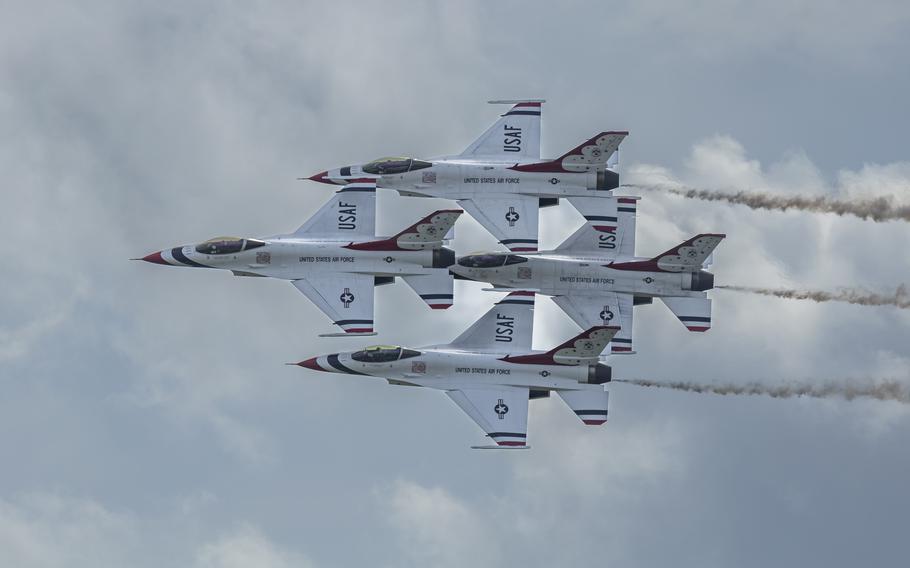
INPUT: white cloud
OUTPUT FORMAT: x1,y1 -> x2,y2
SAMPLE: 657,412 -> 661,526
194,524 -> 314,568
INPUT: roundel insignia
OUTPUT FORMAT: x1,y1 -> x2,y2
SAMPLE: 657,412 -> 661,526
549,177 -> 560,185
539,370 -> 551,378
339,288 -> 355,308
494,399 -> 509,419
504,207 -> 520,227
383,256 -> 394,263
643,277 -> 654,284
599,307 -> 614,322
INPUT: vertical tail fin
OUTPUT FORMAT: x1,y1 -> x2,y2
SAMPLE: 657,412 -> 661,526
345,210 -> 462,251
447,291 -> 535,353
502,326 -> 619,365
460,100 -> 544,160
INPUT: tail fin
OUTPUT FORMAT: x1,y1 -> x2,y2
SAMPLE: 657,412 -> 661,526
502,326 -> 619,366
346,210 -> 462,251
447,291 -> 535,353
510,131 -> 627,176
649,234 -> 725,272
555,131 -> 628,171
294,182 -> 376,238
611,234 -> 725,272
459,100 -> 544,160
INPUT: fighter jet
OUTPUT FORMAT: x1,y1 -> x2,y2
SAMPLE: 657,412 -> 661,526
308,100 -> 627,253
137,182 -> 461,336
294,291 -> 616,448
450,196 -> 725,354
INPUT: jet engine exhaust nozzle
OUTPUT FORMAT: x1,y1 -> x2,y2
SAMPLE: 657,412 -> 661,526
588,363 -> 612,384
688,270 -> 715,292
433,247 -> 456,269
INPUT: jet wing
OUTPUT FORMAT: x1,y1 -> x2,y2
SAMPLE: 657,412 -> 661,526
446,386 -> 530,448
294,182 -> 376,238
291,273 -> 376,336
560,196 -> 638,260
459,101 -> 542,161
551,292 -> 634,354
458,195 -> 539,252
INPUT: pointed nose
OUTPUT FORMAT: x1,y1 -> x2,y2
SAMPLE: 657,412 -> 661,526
308,170 -> 332,184
296,357 -> 323,371
139,251 -> 169,265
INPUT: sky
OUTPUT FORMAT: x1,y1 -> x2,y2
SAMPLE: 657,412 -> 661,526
1,0 -> 909,566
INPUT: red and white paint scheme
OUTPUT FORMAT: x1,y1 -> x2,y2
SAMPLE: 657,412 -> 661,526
136,182 -> 461,336
308,100 -> 627,254
295,292 -> 614,449
450,196 -> 725,354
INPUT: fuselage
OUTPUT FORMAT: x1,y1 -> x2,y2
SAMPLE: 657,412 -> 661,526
451,253 -> 715,298
142,235 -> 453,280
310,156 -> 618,199
299,346 -> 609,392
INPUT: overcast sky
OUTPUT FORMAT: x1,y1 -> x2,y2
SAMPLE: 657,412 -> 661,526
2,1 -> 909,566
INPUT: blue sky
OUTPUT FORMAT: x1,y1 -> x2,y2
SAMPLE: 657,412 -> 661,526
1,1 -> 909,566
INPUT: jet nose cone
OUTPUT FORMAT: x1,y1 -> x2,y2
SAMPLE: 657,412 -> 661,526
296,357 -> 322,371
139,251 -> 169,265
308,170 -> 332,184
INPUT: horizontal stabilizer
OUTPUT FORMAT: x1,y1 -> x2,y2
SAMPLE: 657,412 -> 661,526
660,296 -> 713,332
401,271 -> 455,310
318,331 -> 378,338
557,388 -> 610,425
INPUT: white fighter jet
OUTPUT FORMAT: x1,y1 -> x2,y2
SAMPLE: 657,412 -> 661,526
308,100 -> 627,253
137,182 -> 461,336
450,196 -> 725,354
294,291 -> 616,448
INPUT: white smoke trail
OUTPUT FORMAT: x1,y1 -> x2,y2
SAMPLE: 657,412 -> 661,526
717,284 -> 910,309
622,183 -> 910,222
615,379 -> 910,403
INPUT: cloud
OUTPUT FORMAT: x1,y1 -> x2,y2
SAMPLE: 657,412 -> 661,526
384,480 -> 501,568
194,524 -> 315,568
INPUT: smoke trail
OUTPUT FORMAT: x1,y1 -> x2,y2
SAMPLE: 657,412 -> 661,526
717,284 -> 910,310
622,183 -> 910,222
615,378 -> 910,403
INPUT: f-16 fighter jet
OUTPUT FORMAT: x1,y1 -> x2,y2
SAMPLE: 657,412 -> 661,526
450,196 -> 725,354
137,182 -> 461,336
294,291 -> 616,448
309,100 -> 627,253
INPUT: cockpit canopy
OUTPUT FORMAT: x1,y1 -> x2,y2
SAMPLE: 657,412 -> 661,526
195,237 -> 266,255
456,253 -> 528,268
350,345 -> 421,363
361,157 -> 432,175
